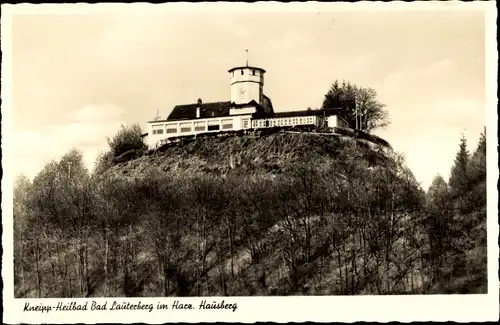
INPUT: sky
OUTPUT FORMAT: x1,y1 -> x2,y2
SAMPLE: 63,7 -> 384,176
6,4 -> 489,190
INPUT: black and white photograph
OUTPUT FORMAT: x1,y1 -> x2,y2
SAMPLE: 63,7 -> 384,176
1,1 -> 498,323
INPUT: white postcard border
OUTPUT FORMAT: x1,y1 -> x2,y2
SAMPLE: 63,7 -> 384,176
1,2 -> 498,323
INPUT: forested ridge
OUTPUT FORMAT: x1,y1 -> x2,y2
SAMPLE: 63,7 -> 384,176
13,128 -> 487,297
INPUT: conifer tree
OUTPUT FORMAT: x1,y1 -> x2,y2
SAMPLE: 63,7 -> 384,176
448,134 -> 470,199
467,128 -> 487,212
469,128 -> 486,183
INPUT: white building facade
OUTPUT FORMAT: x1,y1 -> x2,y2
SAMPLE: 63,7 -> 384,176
146,64 -> 347,149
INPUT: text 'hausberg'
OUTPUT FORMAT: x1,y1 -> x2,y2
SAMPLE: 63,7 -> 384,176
158,300 -> 237,312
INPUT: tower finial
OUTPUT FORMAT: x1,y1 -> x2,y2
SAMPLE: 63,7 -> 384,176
246,49 -> 249,66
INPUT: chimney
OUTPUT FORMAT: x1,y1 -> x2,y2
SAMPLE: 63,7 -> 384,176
196,98 -> 202,118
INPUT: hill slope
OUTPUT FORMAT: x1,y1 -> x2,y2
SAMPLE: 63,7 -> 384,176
106,131 -> 390,179
15,131 -> 450,297
94,131 -> 427,296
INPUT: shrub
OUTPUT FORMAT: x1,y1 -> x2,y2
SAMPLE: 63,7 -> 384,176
93,150 -> 114,175
107,124 -> 147,158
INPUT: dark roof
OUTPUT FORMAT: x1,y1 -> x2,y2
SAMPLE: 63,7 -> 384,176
228,66 -> 266,73
165,100 -> 262,121
167,101 -> 232,121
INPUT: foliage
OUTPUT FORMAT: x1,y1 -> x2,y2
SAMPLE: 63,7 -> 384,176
424,129 -> 487,293
107,124 -> 147,159
448,134 -> 470,199
13,128 -> 486,297
93,150 -> 115,176
322,80 -> 390,132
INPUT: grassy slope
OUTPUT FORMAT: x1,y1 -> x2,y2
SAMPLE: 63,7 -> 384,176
106,131 -> 388,180
18,132 -> 441,297
95,132 -> 408,296
17,131 -> 487,297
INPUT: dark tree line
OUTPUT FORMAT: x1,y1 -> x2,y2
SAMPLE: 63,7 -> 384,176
13,125 -> 487,297
322,80 -> 390,132
424,129 -> 487,293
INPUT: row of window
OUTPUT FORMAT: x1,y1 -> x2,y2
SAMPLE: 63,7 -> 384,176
232,69 -> 261,77
151,116 -> 314,135
152,120 -> 234,135
252,116 -> 315,128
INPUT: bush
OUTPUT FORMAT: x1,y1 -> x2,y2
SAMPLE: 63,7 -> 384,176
107,124 -> 147,158
94,150 -> 114,175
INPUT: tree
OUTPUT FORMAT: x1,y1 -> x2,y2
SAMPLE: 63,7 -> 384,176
26,149 -> 95,297
13,175 -> 32,296
107,124 -> 147,160
448,134 -> 470,205
93,150 -> 114,176
425,174 -> 452,282
321,80 -> 389,132
469,128 -> 486,181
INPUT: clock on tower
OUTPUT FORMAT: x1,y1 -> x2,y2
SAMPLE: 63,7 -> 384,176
238,87 -> 246,101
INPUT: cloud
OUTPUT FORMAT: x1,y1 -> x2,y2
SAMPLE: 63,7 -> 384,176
386,99 -> 484,136
12,104 -> 126,179
67,104 -> 126,124
375,98 -> 484,190
383,59 -> 456,96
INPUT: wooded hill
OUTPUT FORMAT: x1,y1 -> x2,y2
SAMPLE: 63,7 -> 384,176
13,127 -> 487,297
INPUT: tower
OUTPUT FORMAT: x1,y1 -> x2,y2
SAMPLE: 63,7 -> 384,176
228,64 -> 266,105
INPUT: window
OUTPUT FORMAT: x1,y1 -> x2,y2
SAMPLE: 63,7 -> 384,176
232,71 -> 234,77
252,70 -> 255,76
222,119 -> 233,130
208,120 -> 220,131
243,119 -> 249,129
166,124 -> 177,134
241,70 -> 244,75
152,124 -> 164,135
194,121 -> 206,132
180,122 -> 192,133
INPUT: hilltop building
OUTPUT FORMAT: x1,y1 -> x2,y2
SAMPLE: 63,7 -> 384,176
145,63 -> 348,149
